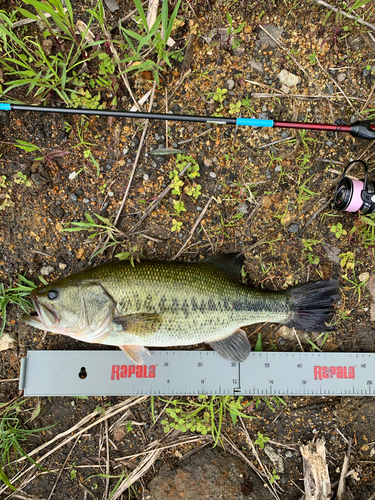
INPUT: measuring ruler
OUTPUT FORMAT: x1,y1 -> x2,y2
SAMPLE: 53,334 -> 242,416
19,350 -> 375,397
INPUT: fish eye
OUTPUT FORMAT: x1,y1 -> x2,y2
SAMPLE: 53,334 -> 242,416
47,290 -> 58,300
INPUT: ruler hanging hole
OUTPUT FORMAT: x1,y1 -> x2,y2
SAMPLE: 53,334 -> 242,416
78,367 -> 87,379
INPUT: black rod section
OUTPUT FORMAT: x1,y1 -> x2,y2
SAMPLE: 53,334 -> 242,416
11,105 -> 237,125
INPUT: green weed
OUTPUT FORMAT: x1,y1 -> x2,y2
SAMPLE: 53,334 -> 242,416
14,172 -> 31,187
330,222 -> 347,239
254,431 -> 270,449
160,395 -> 253,447
0,275 -> 37,337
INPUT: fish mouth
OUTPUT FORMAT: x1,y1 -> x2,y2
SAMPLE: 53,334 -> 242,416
23,295 -> 59,329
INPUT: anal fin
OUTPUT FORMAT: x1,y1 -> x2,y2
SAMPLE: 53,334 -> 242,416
208,329 -> 251,363
119,345 -> 150,365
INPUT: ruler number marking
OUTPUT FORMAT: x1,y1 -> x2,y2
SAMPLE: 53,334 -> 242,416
264,363 -> 270,368
367,380 -> 373,385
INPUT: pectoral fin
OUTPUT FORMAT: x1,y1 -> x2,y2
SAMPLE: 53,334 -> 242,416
119,345 -> 150,365
113,313 -> 162,337
208,328 -> 251,362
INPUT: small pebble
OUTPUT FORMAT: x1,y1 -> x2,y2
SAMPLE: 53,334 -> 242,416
209,172 -> 217,178
70,193 -> 78,202
337,72 -> 346,83
265,168 -> 272,179
275,165 -> 282,172
326,140 -> 333,147
226,79 -> 235,90
83,198 -> 89,204
237,202 -> 248,214
285,451 -> 293,458
59,263 -> 67,270
364,307 -> 369,312
204,159 -> 212,167
131,137 -> 140,148
363,67 -> 371,77
40,265 -> 54,276
123,147 -> 129,155
196,206 -> 202,211
143,174 -> 150,181
262,105 -> 267,112
281,131 -> 289,139
108,191 -> 114,197
258,113 -> 269,121
288,223 -> 300,233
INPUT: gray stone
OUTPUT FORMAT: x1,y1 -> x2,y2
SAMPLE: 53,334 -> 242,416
325,84 -> 334,95
258,113 -> 269,121
278,69 -> 300,87
288,223 -> 299,233
40,265 -> 54,276
363,67 -> 371,77
104,0 -> 119,12
70,193 -> 78,202
83,198 -> 89,204
237,202 -> 248,214
265,168 -> 272,179
262,105 -> 267,112
148,448 -> 273,500
209,172 -> 217,178
226,79 -> 235,91
337,72 -> 346,83
143,174 -> 149,181
108,191 -> 114,197
249,60 -> 263,73
196,206 -> 202,211
326,140 -> 333,147
0,111 -> 9,127
285,451 -> 293,458
31,173 -> 47,186
257,24 -> 282,48
155,133 -> 164,142
122,147 -> 129,155
131,137 -> 140,148
275,165 -> 282,172
281,131 -> 289,139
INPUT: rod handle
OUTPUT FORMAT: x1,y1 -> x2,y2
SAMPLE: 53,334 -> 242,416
350,121 -> 375,140
0,103 -> 11,110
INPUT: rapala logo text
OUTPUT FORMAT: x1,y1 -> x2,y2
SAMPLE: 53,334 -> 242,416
111,365 -> 156,380
314,365 -> 355,381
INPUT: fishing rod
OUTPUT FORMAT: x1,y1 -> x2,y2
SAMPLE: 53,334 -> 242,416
1,102 -> 375,139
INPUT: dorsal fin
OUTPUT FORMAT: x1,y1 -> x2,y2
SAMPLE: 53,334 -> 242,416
202,253 -> 245,280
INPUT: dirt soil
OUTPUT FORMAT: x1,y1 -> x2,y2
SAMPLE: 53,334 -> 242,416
1,0 -> 375,498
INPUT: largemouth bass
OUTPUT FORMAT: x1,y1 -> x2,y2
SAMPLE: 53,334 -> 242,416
23,254 -> 339,364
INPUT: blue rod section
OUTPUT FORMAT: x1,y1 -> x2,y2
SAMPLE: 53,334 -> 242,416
236,117 -> 274,128
0,103 -> 11,110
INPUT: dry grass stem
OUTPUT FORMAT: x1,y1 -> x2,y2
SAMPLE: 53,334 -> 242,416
131,162 -> 191,231
337,438 -> 352,500
47,435 -> 80,500
312,0 -> 375,32
172,197 -> 214,259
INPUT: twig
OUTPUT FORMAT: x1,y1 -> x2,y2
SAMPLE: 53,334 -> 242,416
315,57 -> 356,112
78,484 -> 97,499
293,327 -> 304,352
103,420 -> 110,500
337,438 -> 352,500
177,127 -> 213,145
222,432 -> 280,500
245,195 -> 263,227
130,162 -> 191,231
168,69 -> 192,102
0,378 -> 19,383
172,197 -> 213,260
362,79 -> 375,112
239,417 -> 282,496
257,137 -> 295,150
251,92 -> 366,102
298,197 -> 333,236
311,0 -> 375,32
47,436 -> 80,500
12,8 -> 68,27
114,81 -> 157,228
0,397 -> 148,495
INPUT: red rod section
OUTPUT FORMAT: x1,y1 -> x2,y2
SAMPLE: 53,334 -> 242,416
274,120 -> 352,133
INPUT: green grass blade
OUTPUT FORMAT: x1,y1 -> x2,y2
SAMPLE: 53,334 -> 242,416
133,0 -> 148,31
0,464 -> 16,492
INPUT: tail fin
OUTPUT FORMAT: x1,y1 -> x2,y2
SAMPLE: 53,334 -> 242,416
284,280 -> 339,332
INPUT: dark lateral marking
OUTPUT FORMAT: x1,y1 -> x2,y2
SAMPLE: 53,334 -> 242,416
191,297 -> 199,312
207,298 -> 217,311
158,296 -> 167,312
181,298 -> 190,319
143,294 -> 153,309
135,294 -> 142,310
171,297 -> 180,311
199,300 -> 206,313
